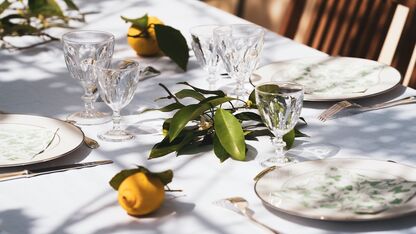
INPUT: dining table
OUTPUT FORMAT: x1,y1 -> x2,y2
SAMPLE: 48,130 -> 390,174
1,0 -> 416,233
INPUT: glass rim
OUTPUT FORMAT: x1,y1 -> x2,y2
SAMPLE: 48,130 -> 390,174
189,24 -> 222,34
255,81 -> 304,95
62,30 -> 115,44
95,59 -> 140,72
213,24 -> 265,38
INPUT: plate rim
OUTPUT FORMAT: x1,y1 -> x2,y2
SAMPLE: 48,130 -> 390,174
0,114 -> 84,167
254,158 -> 416,222
253,56 -> 402,102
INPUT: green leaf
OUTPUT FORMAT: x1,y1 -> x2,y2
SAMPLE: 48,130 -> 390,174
283,128 -> 296,149
257,84 -> 280,93
249,89 -> 256,101
159,103 -> 185,112
214,108 -> 246,161
294,128 -> 309,137
243,89 -> 257,109
235,112 -> 263,122
175,89 -> 205,101
142,102 -> 185,113
109,166 -> 173,190
178,82 -> 225,96
28,0 -> 64,17
162,118 -> 172,133
1,22 -> 38,37
121,14 -> 148,31
62,0 -> 79,10
154,24 -> 189,70
168,96 -> 234,142
244,129 -> 273,140
168,104 -> 207,141
0,0 -> 11,15
150,131 -> 195,158
213,133 -> 230,162
200,96 -> 235,107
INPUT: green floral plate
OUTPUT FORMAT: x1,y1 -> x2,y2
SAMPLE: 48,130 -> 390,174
255,158 -> 416,221
253,57 -> 401,101
0,114 -> 84,167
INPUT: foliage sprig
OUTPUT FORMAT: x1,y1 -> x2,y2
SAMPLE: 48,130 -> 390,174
148,82 -> 307,162
0,0 -> 86,50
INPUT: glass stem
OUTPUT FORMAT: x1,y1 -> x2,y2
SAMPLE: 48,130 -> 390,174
81,86 -> 96,115
272,135 -> 287,162
112,110 -> 122,131
207,71 -> 217,90
235,78 -> 245,99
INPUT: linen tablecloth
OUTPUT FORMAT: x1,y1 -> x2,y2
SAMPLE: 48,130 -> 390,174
1,0 -> 416,233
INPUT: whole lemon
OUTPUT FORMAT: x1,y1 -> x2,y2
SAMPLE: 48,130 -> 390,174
127,16 -> 164,56
117,172 -> 165,216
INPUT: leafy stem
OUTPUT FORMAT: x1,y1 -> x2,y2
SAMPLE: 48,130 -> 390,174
148,82 -> 308,162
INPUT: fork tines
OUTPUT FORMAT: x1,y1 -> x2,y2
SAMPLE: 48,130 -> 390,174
318,100 -> 352,122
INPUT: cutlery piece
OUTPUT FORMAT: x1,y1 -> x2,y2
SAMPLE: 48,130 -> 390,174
64,120 -> 100,149
0,160 -> 113,182
140,66 -> 161,81
215,197 -> 279,234
318,96 -> 416,122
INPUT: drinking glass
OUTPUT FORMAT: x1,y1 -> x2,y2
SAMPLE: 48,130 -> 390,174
214,24 -> 264,98
94,59 -> 142,142
190,25 -> 221,90
62,30 -> 115,125
255,81 -> 304,167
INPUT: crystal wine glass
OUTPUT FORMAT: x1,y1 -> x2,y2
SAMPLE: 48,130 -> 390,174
214,24 -> 264,98
255,81 -> 304,167
94,59 -> 142,142
62,30 -> 115,125
190,24 -> 221,90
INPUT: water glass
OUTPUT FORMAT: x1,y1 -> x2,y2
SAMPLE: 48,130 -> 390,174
190,25 -> 221,90
62,30 -> 115,125
255,82 -> 304,167
94,59 -> 142,142
214,24 -> 264,98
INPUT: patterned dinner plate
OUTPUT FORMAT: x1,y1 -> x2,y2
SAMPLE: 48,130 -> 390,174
252,57 -> 401,101
254,158 -> 416,221
0,114 -> 84,167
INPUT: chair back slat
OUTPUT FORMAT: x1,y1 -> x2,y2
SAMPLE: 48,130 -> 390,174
378,4 -> 410,65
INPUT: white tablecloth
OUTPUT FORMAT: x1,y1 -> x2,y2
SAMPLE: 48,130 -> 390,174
1,0 -> 416,233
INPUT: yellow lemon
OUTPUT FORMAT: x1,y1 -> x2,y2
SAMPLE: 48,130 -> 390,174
117,172 -> 165,216
127,16 -> 164,56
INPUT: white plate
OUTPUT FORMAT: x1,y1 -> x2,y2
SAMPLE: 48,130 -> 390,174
0,114 -> 84,167
254,158 -> 416,221
252,57 -> 401,101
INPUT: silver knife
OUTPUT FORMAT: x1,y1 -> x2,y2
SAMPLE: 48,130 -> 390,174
0,160 -> 113,182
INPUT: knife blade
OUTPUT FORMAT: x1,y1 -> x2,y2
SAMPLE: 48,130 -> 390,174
0,160 -> 113,182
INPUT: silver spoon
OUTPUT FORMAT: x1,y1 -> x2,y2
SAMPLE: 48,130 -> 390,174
216,197 -> 279,234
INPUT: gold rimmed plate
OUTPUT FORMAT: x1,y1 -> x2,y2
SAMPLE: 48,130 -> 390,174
0,114 -> 84,167
254,158 -> 416,221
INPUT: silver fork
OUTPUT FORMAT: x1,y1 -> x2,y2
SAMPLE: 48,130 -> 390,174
318,96 -> 416,122
214,197 -> 279,234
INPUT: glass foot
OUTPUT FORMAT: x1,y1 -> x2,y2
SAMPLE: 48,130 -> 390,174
259,156 -> 298,168
98,129 -> 135,142
67,111 -> 111,125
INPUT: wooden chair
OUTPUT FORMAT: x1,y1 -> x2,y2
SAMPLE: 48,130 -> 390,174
281,0 -> 416,88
